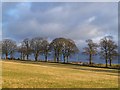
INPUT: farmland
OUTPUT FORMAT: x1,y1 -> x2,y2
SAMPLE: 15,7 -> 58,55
1,60 -> 119,88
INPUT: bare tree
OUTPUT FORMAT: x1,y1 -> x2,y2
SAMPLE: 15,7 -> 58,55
2,39 -> 17,59
83,39 -> 98,65
30,37 -> 45,61
107,38 -> 118,66
22,38 -> 31,60
17,45 -> 26,60
100,36 -> 109,67
50,38 -> 79,63
41,39 -> 50,62
63,39 -> 79,63
49,38 -> 63,62
99,36 -> 118,67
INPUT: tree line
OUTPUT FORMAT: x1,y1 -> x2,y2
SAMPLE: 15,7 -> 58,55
1,36 -> 118,67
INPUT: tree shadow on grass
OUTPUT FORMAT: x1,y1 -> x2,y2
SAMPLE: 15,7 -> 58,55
4,60 -> 119,75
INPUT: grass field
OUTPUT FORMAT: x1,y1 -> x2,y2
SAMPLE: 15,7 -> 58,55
1,60 -> 119,88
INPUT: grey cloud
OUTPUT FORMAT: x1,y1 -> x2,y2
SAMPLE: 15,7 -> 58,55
2,2 -> 118,48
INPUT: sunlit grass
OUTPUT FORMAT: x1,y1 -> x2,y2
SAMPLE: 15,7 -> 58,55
2,60 -> 119,88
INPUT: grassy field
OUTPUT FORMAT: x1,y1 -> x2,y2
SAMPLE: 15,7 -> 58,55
1,60 -> 119,88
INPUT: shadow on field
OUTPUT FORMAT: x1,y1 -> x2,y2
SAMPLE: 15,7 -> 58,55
3,60 -> 119,75
72,67 -> 118,75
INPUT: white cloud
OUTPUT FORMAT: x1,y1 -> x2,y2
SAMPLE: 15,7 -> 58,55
87,16 -> 96,23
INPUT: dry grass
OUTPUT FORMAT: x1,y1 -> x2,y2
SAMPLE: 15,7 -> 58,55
1,60 -> 119,88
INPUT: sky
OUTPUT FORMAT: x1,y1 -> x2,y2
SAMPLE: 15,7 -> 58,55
2,2 -> 118,50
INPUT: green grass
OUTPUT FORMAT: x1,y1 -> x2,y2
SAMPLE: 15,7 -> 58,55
1,60 -> 119,88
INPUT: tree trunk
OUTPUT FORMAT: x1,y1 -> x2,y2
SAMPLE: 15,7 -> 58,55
27,54 -> 29,60
89,54 -> 92,65
54,55 -> 56,62
10,53 -> 13,60
20,54 -> 22,60
54,52 -> 57,62
23,55 -> 25,60
57,56 -> 59,63
109,58 -> 112,66
105,55 -> 108,67
106,59 -> 108,67
63,55 -> 65,63
21,52 -> 23,60
45,55 -> 47,62
57,53 -> 60,63
20,52 -> 22,60
67,56 -> 69,63
6,53 -> 8,59
35,55 -> 38,61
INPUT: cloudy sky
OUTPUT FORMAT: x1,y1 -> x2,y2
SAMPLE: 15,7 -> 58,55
2,2 -> 118,49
